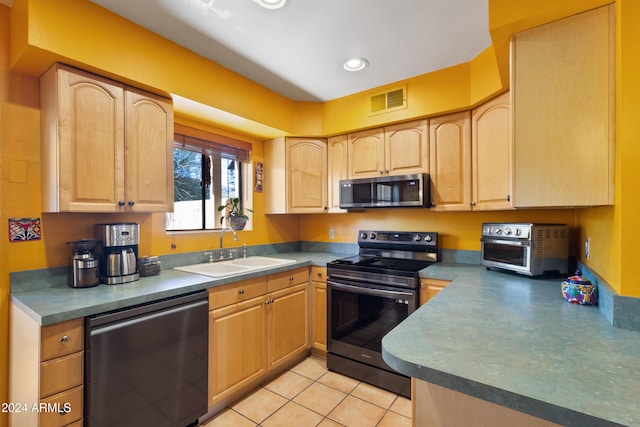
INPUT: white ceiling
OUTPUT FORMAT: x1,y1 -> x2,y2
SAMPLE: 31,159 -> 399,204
4,0 -> 492,102
90,0 -> 491,102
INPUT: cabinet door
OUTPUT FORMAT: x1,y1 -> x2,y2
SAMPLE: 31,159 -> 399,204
429,112 -> 471,211
311,266 -> 327,353
45,65 -> 125,212
311,281 -> 327,353
125,88 -> 174,212
348,128 -> 385,178
268,283 -> 309,371
286,139 -> 327,213
208,296 -> 267,405
420,278 -> 452,305
512,5 -> 614,207
327,135 -> 348,213
472,92 -> 513,210
385,120 -> 429,175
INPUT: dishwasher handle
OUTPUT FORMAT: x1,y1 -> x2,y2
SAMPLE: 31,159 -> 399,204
89,298 -> 208,337
87,291 -> 207,332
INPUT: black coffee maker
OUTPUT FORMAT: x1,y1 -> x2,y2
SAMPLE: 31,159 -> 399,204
96,223 -> 140,285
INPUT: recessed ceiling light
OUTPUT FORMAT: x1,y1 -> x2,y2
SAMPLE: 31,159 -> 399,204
343,58 -> 369,72
253,0 -> 287,10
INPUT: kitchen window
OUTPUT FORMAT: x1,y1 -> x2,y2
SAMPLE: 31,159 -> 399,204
166,127 -> 252,231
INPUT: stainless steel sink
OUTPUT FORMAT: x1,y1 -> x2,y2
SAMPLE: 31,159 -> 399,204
174,256 -> 296,278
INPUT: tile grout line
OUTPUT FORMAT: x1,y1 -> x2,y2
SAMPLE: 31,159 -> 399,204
206,357 -> 411,426
264,361 -> 409,426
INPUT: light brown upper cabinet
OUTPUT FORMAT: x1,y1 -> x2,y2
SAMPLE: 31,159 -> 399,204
264,137 -> 328,213
472,91 -> 513,210
40,64 -> 174,213
430,93 -> 513,211
429,112 -> 471,211
327,135 -> 348,213
347,120 -> 428,178
512,5 -> 615,207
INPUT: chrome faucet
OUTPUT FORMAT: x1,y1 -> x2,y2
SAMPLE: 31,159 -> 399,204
219,227 -> 238,259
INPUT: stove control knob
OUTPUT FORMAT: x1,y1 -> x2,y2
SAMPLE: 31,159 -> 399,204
515,228 -> 522,236
413,234 -> 422,242
360,232 -> 368,239
504,228 -> 512,236
424,234 -> 433,242
495,228 -> 502,235
370,233 -> 377,240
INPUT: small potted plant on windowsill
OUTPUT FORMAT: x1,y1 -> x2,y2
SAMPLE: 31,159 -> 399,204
218,198 -> 253,230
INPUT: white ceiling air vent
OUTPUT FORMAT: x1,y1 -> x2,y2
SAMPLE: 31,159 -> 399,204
369,85 -> 407,115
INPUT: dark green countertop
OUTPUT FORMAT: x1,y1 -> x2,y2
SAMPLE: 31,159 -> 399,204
385,263 -> 639,427
10,252 -> 337,326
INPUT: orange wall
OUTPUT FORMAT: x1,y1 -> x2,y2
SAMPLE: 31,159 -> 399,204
575,0 -> 640,297
1,5 -> 10,423
300,210 -> 578,253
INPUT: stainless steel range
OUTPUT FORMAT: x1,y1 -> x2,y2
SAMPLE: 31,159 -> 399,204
326,230 -> 438,398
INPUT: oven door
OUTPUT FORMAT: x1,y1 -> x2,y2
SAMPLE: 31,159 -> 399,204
327,278 -> 417,371
481,237 -> 532,275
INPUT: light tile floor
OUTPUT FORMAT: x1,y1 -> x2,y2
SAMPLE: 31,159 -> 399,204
202,356 -> 412,427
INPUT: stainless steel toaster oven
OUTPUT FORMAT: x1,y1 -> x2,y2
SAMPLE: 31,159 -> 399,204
481,223 -> 569,276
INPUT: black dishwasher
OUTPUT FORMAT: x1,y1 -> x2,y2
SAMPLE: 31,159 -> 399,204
85,291 -> 208,427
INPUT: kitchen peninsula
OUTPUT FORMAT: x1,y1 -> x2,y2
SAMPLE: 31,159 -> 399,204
383,264 -> 639,427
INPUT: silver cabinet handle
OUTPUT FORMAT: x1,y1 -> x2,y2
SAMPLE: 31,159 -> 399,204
59,335 -> 69,343
238,289 -> 245,295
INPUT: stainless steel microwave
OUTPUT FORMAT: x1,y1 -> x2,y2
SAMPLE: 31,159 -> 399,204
339,173 -> 429,209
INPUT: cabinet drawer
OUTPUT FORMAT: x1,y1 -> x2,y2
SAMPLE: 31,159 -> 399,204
39,385 -> 83,427
40,351 -> 84,398
209,277 -> 267,311
311,266 -> 327,283
41,319 -> 84,361
267,267 -> 309,292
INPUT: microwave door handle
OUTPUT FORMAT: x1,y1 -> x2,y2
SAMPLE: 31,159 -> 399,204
481,238 -> 530,247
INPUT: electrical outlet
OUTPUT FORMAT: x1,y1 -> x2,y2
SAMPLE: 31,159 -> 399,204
585,237 -> 590,260
329,228 -> 335,240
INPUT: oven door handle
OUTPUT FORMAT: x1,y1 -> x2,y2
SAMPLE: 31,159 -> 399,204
327,280 -> 414,298
481,237 -> 530,247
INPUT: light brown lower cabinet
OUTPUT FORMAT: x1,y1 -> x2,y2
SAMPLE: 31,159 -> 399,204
9,305 -> 85,427
310,266 -> 327,354
419,278 -> 452,306
413,379 -> 560,426
207,267 -> 310,407
208,291 -> 268,405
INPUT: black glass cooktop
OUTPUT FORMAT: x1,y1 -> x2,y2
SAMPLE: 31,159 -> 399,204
328,255 -> 434,275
